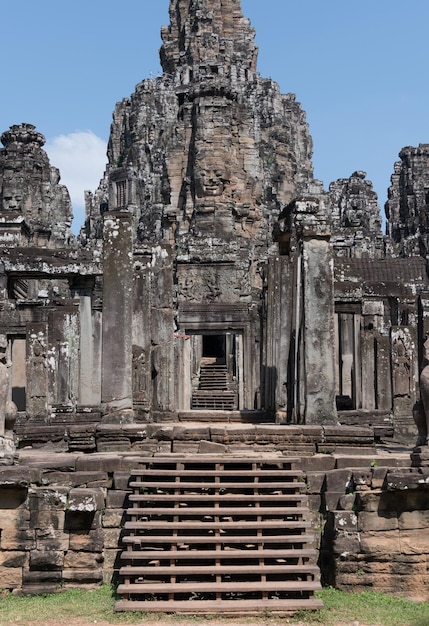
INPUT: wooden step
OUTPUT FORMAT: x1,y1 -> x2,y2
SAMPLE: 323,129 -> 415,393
129,481 -> 304,490
115,598 -> 324,613
119,565 -> 320,576
124,519 -> 311,533
116,456 -> 321,615
120,548 -> 319,561
126,506 -> 308,516
117,580 -> 321,594
122,534 -> 315,545
130,468 -> 301,477
128,493 -> 307,503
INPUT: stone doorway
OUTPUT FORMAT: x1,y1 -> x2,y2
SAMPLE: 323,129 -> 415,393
190,332 -> 241,411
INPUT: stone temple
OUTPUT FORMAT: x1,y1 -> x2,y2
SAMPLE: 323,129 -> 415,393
2,0 -> 429,611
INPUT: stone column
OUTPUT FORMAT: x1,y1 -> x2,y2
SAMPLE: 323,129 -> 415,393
26,322 -> 49,421
101,212 -> 133,421
294,198 -> 337,424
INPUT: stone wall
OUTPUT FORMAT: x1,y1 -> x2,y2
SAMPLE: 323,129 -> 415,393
1,425 -> 428,600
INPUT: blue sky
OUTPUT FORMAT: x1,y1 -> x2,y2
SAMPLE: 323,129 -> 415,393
1,0 -> 428,233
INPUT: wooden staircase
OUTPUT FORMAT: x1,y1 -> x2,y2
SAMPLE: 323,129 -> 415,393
115,456 -> 323,615
192,364 -> 237,410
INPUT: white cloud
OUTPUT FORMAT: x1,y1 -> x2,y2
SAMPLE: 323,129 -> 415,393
45,131 -> 107,234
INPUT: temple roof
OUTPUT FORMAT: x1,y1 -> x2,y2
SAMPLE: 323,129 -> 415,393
160,0 -> 258,75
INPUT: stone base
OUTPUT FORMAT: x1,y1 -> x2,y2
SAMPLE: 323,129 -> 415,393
0,435 -> 17,466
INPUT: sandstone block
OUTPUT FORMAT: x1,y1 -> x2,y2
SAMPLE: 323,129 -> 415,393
305,471 -> 326,494
358,511 -> 398,532
30,509 -> 65,530
103,528 -> 121,550
300,454 -> 336,472
0,566 -> 23,589
35,528 -> 69,551
398,510 -> 429,530
64,551 -> 104,569
0,551 -> 27,568
30,549 -> 64,570
62,568 -> 103,583
23,569 -> 62,584
333,533 -> 360,556
334,511 -> 358,531
68,528 -> 104,552
113,471 -> 132,490
106,490 -> 130,509
42,471 -> 110,488
360,530 -> 400,555
198,440 -> 227,454
325,469 -> 353,493
399,529 -> 429,554
102,509 -> 125,528
28,487 -> 69,510
68,488 -> 104,512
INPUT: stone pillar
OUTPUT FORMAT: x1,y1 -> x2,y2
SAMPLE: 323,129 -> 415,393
101,212 -> 133,421
74,278 -> 101,407
294,198 -> 337,424
26,322 -> 49,420
265,256 -> 293,421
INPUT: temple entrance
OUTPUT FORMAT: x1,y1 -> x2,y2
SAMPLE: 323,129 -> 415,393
190,332 -> 240,410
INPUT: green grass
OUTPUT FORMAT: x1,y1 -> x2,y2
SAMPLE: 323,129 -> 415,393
1,586 -> 429,625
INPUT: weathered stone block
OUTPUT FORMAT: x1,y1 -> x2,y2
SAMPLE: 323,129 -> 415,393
68,528 -> 104,552
399,510 -> 429,530
64,551 -> 104,569
35,528 -> 69,551
68,488 -> 104,512
30,549 -> 64,570
62,568 -> 103,583
324,491 -> 345,512
23,569 -> 62,584
113,471 -> 132,490
198,440 -> 227,454
106,490 -> 130,509
102,509 -> 125,528
1,527 -> 35,550
399,529 -> 429,554
103,528 -> 122,550
360,530 -> 401,555
358,511 -> 398,532
338,493 -> 357,511
210,425 -> 256,443
0,551 -> 27,568
305,471 -> 326,494
28,487 -> 68,510
325,469 -> 353,493
0,566 -> 23,589
42,471 -> 110,488
30,509 -> 65,530
300,455 -> 336,472
385,471 -> 420,490
333,533 -> 360,555
171,441 -> 200,453
334,511 -> 358,532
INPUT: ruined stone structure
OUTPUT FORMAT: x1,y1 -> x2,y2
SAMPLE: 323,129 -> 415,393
2,0 -> 429,608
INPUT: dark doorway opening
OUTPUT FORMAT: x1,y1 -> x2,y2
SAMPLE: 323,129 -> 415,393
202,334 -> 226,363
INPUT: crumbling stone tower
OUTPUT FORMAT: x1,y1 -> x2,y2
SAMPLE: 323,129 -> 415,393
83,0 -> 337,424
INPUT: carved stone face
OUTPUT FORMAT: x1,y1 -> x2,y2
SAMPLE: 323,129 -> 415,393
195,166 -> 230,198
1,185 -> 23,211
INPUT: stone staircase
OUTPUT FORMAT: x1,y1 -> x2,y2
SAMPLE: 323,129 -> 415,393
115,456 -> 323,615
192,364 -> 237,410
